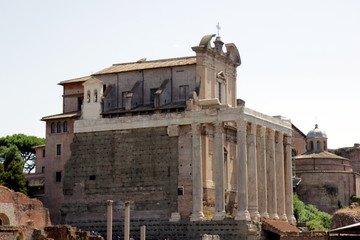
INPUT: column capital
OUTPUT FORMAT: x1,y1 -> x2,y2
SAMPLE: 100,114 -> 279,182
236,120 -> 247,132
284,135 -> 292,145
257,125 -> 266,137
267,128 -> 275,140
191,123 -> 202,135
107,200 -> 113,206
275,131 -> 283,143
247,123 -> 257,135
214,122 -> 224,134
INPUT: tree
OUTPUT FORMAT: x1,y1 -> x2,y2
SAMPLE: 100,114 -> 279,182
0,134 -> 45,173
0,145 -> 28,194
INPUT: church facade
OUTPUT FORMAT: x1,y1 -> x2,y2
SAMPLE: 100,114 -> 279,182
40,35 -> 296,239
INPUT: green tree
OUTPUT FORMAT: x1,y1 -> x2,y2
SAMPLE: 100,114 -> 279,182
0,145 -> 28,194
0,134 -> 45,173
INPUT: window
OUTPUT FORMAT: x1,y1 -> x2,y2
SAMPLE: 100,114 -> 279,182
94,89 -> 98,102
178,187 -> 184,196
42,149 -> 45,157
179,85 -> 189,100
56,144 -> 62,156
78,97 -> 83,111
150,88 -> 157,102
41,166 -> 45,173
324,141 -> 327,150
317,141 -> 321,151
86,90 -> 91,103
51,122 -> 56,134
310,141 -> 314,151
57,122 -> 62,133
63,121 -> 68,133
56,171 -> 62,182
89,175 -> 96,180
218,82 -> 222,103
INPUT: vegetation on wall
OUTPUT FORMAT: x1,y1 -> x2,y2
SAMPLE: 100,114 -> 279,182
293,193 -> 332,231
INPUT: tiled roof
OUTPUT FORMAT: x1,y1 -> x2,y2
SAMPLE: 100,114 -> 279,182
93,56 -> 196,75
59,76 -> 92,85
262,218 -> 301,235
41,111 -> 80,121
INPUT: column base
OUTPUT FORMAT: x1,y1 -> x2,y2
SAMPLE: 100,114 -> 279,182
250,211 -> 261,222
169,212 -> 181,222
212,211 -> 226,220
279,213 -> 288,221
235,210 -> 251,221
190,211 -> 205,221
287,215 -> 297,225
269,213 -> 279,219
261,212 -> 270,219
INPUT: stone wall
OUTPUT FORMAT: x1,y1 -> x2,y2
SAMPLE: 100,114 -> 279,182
0,186 -> 51,229
62,127 -> 179,223
67,218 -> 259,240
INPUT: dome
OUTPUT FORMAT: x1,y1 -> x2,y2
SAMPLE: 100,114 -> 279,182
306,124 -> 327,138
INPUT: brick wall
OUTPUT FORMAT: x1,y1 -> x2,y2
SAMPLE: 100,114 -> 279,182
62,127 -> 179,223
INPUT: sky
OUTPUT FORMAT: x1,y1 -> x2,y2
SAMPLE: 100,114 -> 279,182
0,0 -> 359,149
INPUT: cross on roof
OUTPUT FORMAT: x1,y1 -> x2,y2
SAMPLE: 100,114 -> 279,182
216,22 -> 221,36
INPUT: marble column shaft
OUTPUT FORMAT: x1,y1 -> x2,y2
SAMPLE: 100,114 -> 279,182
235,120 -> 251,221
124,202 -> 130,240
213,122 -> 226,220
275,132 -> 287,221
284,136 -> 296,225
190,123 -> 204,221
257,126 -> 269,218
247,123 -> 260,221
107,200 -> 113,240
266,129 -> 279,219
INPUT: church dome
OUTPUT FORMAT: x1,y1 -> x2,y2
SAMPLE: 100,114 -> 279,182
306,124 -> 327,138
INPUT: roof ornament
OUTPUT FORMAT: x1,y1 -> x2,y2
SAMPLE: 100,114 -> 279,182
216,22 -> 221,37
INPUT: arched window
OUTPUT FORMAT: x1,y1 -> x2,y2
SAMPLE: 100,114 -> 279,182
310,141 -> 314,151
324,141 -> 327,150
51,122 -> 56,134
317,141 -> 321,151
94,89 -> 98,102
0,213 -> 10,225
63,121 -> 68,133
86,90 -> 91,103
57,122 -> 62,133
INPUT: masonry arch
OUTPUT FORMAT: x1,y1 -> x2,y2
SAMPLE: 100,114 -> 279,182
0,213 -> 10,225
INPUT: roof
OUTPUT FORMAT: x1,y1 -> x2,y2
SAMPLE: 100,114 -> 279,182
41,111 -> 80,121
262,218 -> 301,236
93,56 -> 196,75
330,222 -> 360,234
32,144 -> 46,149
59,76 -> 92,85
295,151 -> 348,160
307,124 -> 327,138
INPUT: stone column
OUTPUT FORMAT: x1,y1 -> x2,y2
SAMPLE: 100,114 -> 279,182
275,132 -> 287,221
284,136 -> 296,225
266,129 -> 279,219
107,200 -> 113,240
213,122 -> 226,220
235,120 -> 251,221
257,126 -> 269,218
190,123 -> 205,221
140,225 -> 146,240
247,123 -> 260,221
124,201 -> 130,240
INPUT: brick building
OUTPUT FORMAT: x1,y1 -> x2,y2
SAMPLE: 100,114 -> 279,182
39,34 -> 297,239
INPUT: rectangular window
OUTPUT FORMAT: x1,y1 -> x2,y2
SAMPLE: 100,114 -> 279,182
56,171 -> 62,182
150,88 -> 157,102
179,85 -> 189,100
42,149 -> 45,157
41,166 -> 45,173
56,144 -> 62,156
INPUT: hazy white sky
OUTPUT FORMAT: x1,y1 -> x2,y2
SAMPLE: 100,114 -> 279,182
1,0 -> 359,149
